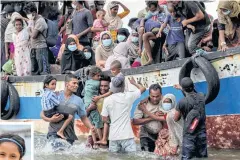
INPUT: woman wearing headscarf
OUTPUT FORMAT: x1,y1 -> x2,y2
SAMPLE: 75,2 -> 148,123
83,46 -> 96,66
104,42 -> 131,71
127,30 -> 141,66
217,0 -> 240,51
61,35 -> 86,74
154,94 -> 183,157
105,1 -> 130,40
95,31 -> 115,69
115,28 -> 130,43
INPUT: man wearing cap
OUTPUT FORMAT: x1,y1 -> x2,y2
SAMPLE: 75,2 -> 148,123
1,5 -> 14,68
101,76 -> 146,152
174,77 -> 208,159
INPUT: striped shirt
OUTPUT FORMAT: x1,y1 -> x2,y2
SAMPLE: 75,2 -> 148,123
41,88 -> 60,111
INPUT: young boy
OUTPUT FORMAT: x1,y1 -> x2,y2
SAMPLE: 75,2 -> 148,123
157,5 -> 195,61
96,60 -> 125,146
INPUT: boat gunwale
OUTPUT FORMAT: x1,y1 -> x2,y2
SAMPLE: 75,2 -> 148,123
5,46 -> 240,83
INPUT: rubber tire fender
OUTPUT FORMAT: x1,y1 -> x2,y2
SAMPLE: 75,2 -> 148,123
1,82 -> 20,120
179,56 -> 220,104
1,80 -> 9,111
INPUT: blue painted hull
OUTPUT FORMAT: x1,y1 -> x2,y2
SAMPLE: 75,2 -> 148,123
15,76 -> 240,119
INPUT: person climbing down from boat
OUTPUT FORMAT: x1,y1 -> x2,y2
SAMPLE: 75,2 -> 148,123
41,74 -> 95,145
154,94 -> 183,157
96,60 -> 125,146
23,2 -> 50,75
133,84 -> 165,152
174,77 -> 208,160
83,66 -> 113,148
86,74 -> 111,148
139,1 -> 168,65
167,1 -> 211,56
115,28 -> 130,44
41,76 -> 73,140
0,133 -> 26,160
101,75 -> 146,153
217,0 -> 240,52
157,4 -> 195,61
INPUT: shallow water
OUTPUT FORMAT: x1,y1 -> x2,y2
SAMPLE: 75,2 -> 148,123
34,134 -> 240,160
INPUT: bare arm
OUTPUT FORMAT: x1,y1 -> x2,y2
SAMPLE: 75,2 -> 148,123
174,110 -> 181,122
142,109 -> 165,121
5,42 -> 9,60
40,111 -> 64,123
157,22 -> 167,36
132,117 -> 153,125
129,77 -> 146,94
118,1 -> 130,12
91,27 -> 105,32
81,115 -> 94,129
76,27 -> 92,39
183,10 -> 204,26
102,116 -> 110,123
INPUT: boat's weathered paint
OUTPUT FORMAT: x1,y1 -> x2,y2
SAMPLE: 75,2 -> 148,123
3,48 -> 240,149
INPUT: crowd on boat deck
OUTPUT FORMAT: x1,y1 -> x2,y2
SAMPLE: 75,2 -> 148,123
0,0 -> 240,159
1,0 -> 240,76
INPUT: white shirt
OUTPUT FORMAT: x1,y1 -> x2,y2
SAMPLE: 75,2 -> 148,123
101,89 -> 141,141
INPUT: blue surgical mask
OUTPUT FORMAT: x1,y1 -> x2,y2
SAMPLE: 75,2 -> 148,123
222,10 -> 231,16
117,35 -> 126,42
84,52 -> 91,60
162,103 -> 173,111
68,44 -> 77,51
131,37 -> 139,43
102,39 -> 112,47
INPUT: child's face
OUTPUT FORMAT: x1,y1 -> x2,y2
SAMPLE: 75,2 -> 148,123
110,67 -> 120,76
92,73 -> 101,81
46,80 -> 57,90
0,142 -> 21,160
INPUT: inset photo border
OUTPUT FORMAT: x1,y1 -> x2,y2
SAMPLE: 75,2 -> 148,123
0,122 -> 34,160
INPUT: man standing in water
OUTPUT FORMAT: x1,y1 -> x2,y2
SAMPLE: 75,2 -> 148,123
41,74 -> 95,145
174,77 -> 208,159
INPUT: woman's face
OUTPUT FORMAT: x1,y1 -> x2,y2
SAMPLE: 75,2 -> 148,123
69,41 -> 76,45
163,98 -> 172,103
110,6 -> 119,16
0,142 -> 21,160
102,34 -> 111,40
132,33 -> 138,37
15,20 -> 23,33
220,8 -> 231,15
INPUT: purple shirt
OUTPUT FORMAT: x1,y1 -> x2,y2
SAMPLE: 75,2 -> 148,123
165,15 -> 185,45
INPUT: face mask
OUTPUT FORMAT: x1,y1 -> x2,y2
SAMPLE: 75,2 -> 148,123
72,3 -> 77,9
14,6 -> 22,12
131,37 -> 139,43
162,103 -> 173,111
117,35 -> 126,42
68,44 -> 77,51
27,14 -> 34,20
222,10 -> 231,16
102,39 -> 112,47
84,52 -> 91,60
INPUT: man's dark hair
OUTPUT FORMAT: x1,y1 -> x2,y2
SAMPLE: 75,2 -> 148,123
199,1 -> 206,10
76,0 -> 84,5
65,74 -> 78,82
147,1 -> 158,8
0,134 -> 26,158
48,7 -> 60,20
23,2 -> 37,13
149,84 -> 162,94
100,74 -> 111,83
128,18 -> 138,28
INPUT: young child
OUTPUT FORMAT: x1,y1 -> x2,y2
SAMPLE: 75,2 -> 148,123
0,134 -> 26,160
84,66 -> 112,148
96,60 -> 125,146
92,10 -> 109,49
41,76 -> 73,139
157,5 -> 195,61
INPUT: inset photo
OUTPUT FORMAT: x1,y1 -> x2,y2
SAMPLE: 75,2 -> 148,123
0,122 -> 33,160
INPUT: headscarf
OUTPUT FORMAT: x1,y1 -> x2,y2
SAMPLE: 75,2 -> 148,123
127,30 -> 139,60
105,1 -> 123,29
160,94 -> 183,148
96,31 -> 115,60
57,34 -> 83,60
5,12 -> 27,42
83,46 -> 95,65
217,0 -> 240,38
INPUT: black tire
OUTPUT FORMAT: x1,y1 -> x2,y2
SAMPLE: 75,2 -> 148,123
1,82 -> 20,120
1,80 -> 9,111
179,56 -> 220,104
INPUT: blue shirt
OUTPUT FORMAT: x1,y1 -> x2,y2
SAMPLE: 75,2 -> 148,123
165,15 -> 185,45
41,88 -> 60,111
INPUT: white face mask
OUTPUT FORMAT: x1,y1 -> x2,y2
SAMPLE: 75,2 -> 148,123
27,14 -> 34,20
222,10 -> 231,16
84,52 -> 92,60
71,3 -> 77,9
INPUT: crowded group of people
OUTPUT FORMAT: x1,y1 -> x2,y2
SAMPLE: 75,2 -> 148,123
1,0 -> 240,76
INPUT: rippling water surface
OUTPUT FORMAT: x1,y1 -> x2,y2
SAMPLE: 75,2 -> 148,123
34,134 -> 240,160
